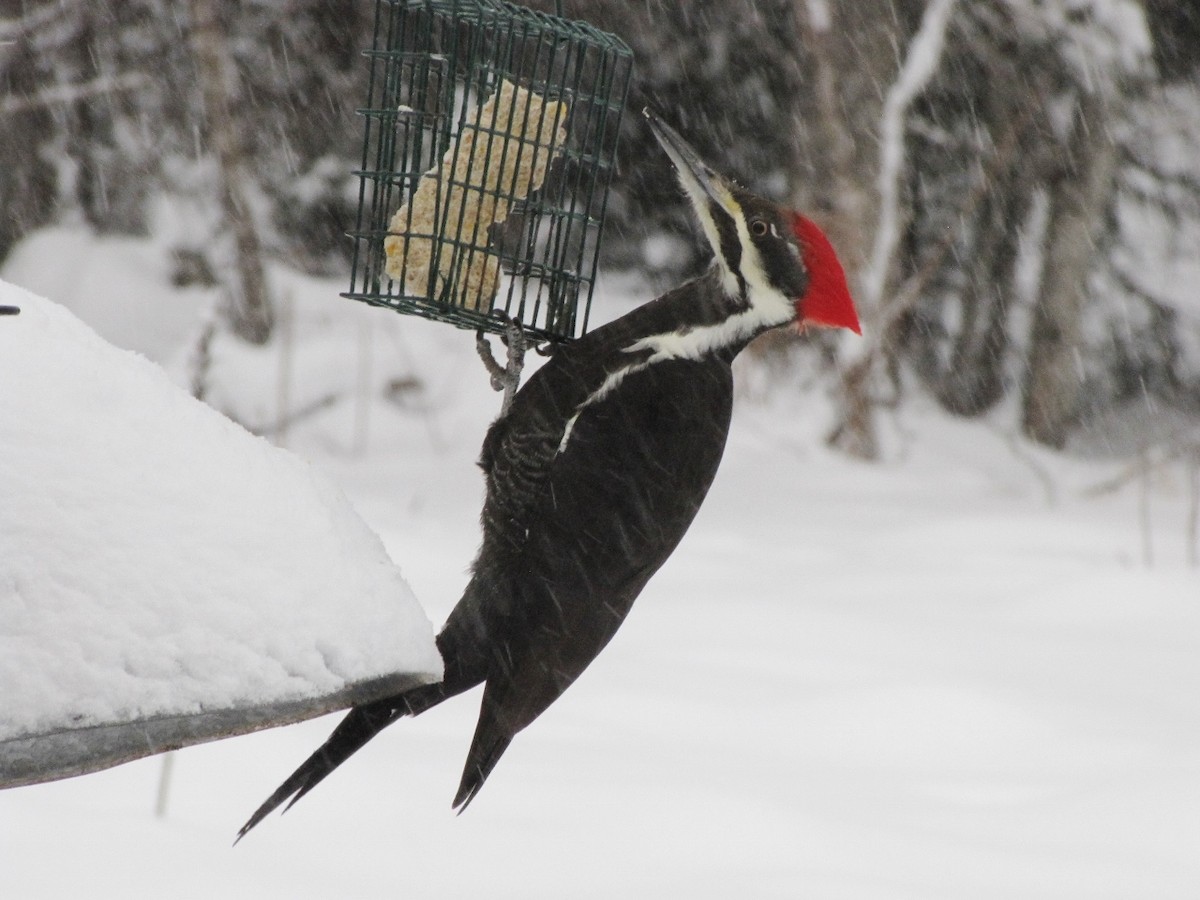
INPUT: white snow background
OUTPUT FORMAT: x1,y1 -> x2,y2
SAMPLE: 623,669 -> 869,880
1,226 -> 1198,898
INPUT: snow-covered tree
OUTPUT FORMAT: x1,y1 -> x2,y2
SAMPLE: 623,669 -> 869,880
4,0 -> 1198,456
0,1 -> 371,281
812,0 -> 1200,454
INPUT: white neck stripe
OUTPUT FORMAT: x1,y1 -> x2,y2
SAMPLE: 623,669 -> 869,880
555,298 -> 792,457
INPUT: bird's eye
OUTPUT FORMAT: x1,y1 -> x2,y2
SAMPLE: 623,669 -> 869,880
749,219 -> 769,237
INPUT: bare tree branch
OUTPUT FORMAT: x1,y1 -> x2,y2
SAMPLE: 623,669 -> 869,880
860,0 -> 960,312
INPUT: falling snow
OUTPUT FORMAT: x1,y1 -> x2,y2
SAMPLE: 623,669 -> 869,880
1,227 -> 1197,897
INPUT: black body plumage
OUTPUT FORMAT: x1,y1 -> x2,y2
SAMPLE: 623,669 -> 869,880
237,112 -> 832,838
238,268 -> 784,837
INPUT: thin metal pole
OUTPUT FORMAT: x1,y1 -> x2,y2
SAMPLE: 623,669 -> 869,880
155,751 -> 175,818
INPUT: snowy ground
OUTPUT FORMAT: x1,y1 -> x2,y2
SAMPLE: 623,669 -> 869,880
2,228 -> 1198,898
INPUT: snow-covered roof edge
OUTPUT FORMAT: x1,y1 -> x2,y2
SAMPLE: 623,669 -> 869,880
0,669 -> 431,789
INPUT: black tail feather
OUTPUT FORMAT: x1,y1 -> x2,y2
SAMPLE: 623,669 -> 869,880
235,699 -> 401,843
451,732 -> 512,813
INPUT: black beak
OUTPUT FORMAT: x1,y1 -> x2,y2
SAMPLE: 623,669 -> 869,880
643,108 -> 740,221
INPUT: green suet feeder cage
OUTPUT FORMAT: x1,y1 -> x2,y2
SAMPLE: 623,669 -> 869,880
343,0 -> 634,343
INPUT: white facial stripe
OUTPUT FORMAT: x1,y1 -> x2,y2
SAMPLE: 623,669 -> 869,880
690,200 -> 734,288
669,160 -> 744,299
695,185 -> 802,316
730,207 -> 798,318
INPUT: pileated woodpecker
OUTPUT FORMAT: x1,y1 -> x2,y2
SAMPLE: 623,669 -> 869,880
238,110 -> 860,838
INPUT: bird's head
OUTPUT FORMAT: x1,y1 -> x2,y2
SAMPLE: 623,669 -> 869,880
645,110 -> 861,336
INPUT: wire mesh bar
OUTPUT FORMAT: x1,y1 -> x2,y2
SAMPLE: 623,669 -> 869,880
344,0 -> 633,343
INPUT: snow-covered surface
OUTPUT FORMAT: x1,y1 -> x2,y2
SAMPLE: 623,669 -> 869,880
2,229 -> 1199,897
0,279 -> 440,786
